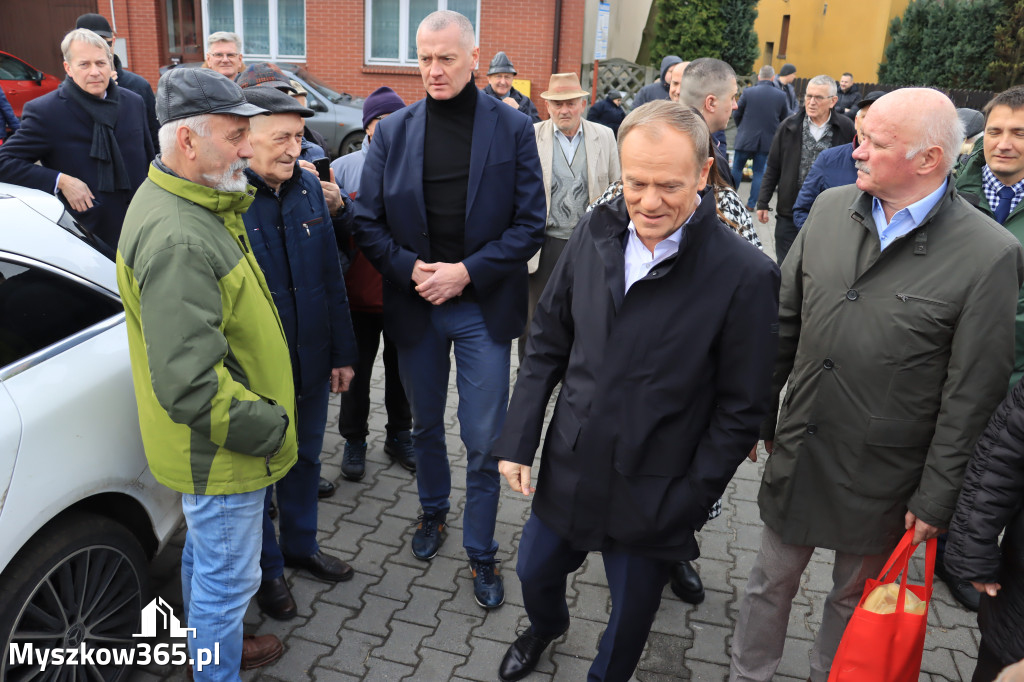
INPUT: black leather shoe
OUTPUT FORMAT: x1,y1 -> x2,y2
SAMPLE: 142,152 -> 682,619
256,576 -> 297,620
498,626 -> 567,682
384,431 -> 416,472
670,560 -> 705,604
283,550 -> 354,582
935,563 -> 980,611
318,477 -> 336,499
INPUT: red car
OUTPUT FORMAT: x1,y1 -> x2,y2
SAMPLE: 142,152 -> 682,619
0,51 -> 60,117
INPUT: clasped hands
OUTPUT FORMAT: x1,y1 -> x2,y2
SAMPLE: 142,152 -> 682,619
412,259 -> 470,305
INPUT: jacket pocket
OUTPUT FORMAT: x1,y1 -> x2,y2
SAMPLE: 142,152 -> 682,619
853,416 -> 932,499
865,416 -> 934,448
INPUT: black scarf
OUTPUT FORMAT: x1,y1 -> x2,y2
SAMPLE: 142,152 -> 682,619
62,76 -> 131,192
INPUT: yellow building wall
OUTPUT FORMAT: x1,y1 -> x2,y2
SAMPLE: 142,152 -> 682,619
752,0 -> 910,83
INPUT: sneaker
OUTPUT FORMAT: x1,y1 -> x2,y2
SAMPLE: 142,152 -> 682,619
470,559 -> 505,609
341,440 -> 367,481
384,431 -> 416,472
411,511 -> 446,560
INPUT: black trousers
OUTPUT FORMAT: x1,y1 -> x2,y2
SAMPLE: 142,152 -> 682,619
338,310 -> 412,442
518,235 -> 569,362
774,214 -> 799,266
972,637 -> 1009,682
517,513 -> 673,682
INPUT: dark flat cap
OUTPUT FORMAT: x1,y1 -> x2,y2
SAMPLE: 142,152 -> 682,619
237,63 -> 296,94
488,51 -> 517,76
242,85 -> 314,117
857,90 -> 888,109
157,68 -> 266,125
76,13 -> 113,38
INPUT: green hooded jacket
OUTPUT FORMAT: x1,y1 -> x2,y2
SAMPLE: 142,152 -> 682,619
956,139 -> 1024,390
117,162 -> 298,495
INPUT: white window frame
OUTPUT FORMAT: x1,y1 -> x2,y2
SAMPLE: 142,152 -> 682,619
364,0 -> 481,67
201,0 -> 307,62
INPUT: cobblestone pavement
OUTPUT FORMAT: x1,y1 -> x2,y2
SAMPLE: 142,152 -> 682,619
131,183 -> 981,681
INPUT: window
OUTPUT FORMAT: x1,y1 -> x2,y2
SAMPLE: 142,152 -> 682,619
0,259 -> 122,369
204,0 -> 306,60
0,54 -> 39,81
365,0 -> 480,66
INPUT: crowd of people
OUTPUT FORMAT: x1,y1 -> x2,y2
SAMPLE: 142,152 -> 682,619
1,8 -> 1023,682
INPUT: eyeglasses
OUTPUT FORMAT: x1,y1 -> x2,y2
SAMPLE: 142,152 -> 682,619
805,94 -> 835,102
210,52 -> 240,60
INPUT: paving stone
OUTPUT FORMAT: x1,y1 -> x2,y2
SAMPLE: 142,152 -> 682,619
686,623 -> 733,665
345,594 -> 405,637
259,636 -> 331,681
361,657 -> 415,681
410,648 -> 467,681
639,632 -> 693,675
393,585 -> 450,628
370,621 -> 433,665
684,659 -> 729,681
294,601 -> 354,646
317,630 -> 384,677
420,609 -> 483,657
318,570 -> 379,610
366,561 -> 427,601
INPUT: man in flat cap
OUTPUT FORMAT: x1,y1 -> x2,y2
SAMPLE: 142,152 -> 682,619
484,51 -> 540,122
117,68 -> 289,678
236,85 -> 359,622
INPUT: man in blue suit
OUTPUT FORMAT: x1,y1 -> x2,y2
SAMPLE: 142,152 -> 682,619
354,9 -> 545,610
0,28 -> 152,252
732,66 -> 790,210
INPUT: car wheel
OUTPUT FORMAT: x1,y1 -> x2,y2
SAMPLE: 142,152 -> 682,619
339,131 -> 365,156
0,512 -> 149,681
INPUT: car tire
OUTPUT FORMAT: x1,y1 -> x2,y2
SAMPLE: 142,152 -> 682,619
339,131 -> 365,157
0,512 -> 150,681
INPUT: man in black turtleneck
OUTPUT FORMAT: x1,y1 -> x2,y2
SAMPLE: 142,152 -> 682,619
354,9 -> 545,611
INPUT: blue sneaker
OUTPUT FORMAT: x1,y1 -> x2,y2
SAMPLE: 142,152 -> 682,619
341,440 -> 367,481
470,559 -> 504,609
411,511 -> 446,560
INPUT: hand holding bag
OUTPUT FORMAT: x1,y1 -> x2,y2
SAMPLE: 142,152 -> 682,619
827,529 -> 937,682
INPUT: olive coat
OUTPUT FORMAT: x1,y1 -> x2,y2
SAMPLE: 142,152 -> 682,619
760,182 -> 1024,555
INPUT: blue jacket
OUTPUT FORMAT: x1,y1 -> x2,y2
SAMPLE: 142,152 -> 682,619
113,55 -> 159,149
792,142 -> 857,228
587,95 -> 625,137
734,80 -> 790,153
243,164 -> 358,396
353,86 -> 546,346
0,87 -> 19,139
0,81 -> 153,249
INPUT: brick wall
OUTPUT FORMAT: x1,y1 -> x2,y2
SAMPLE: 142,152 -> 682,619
98,0 -> 164,92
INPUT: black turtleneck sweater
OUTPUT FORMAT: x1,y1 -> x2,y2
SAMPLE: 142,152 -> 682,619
423,79 -> 477,265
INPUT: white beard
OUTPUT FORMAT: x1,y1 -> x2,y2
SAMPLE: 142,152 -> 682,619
203,159 -> 250,192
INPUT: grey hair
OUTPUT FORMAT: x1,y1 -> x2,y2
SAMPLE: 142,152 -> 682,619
618,100 -> 710,173
158,114 -> 212,157
61,28 -> 113,63
678,58 -> 736,109
207,31 -> 242,51
807,74 -> 837,97
417,10 -> 476,50
758,65 -> 775,80
905,96 -> 964,175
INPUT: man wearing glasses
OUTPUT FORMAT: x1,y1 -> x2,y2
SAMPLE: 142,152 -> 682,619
755,74 -> 855,264
205,32 -> 245,80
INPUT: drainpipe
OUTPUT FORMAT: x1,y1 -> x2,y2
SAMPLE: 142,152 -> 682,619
109,0 -> 117,32
551,0 -> 563,74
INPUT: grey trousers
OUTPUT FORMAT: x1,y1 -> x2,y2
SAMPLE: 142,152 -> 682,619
729,525 -> 890,682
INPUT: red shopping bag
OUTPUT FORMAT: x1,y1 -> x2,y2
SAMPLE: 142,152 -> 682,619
827,529 -> 936,682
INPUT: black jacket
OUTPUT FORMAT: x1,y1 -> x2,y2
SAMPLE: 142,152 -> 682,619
587,95 -> 625,137
495,192 -> 781,560
836,85 -> 861,118
734,80 -> 790,154
945,379 -> 1024,665
756,110 -> 856,218
483,84 -> 540,123
113,54 -> 159,149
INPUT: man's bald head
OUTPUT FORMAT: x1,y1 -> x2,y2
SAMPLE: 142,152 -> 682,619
870,88 -> 963,176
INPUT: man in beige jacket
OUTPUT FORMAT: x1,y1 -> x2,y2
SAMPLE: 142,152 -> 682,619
520,72 -> 619,359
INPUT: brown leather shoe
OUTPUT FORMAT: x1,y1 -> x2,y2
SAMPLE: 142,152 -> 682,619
240,633 -> 284,670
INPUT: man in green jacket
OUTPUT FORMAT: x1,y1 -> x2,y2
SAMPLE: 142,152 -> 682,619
956,85 -> 1024,389
117,68 -> 294,680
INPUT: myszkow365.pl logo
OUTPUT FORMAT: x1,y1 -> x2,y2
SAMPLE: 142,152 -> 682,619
7,597 -> 220,672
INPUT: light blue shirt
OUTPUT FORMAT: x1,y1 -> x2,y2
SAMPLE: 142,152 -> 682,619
870,179 -> 948,250
554,124 -> 584,165
624,195 -> 701,292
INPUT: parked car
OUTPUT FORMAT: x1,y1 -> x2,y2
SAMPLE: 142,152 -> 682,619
160,61 -> 366,158
0,182 -> 183,679
0,51 -> 60,117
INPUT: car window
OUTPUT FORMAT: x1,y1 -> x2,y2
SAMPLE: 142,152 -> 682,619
0,259 -> 122,368
0,55 -> 36,81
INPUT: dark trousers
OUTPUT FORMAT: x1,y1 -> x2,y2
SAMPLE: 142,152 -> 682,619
517,513 -> 673,682
338,310 -> 411,442
518,235 -> 569,362
972,637 -> 1007,682
261,382 -> 329,580
774,214 -> 799,266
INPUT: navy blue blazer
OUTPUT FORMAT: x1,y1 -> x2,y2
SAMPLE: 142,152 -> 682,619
0,81 -> 154,249
734,80 -> 790,154
353,87 -> 546,346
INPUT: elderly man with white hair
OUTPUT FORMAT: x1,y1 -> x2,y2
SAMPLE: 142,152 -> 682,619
729,87 -> 1024,682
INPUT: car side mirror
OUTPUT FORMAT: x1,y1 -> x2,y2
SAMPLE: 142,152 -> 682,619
33,70 -> 44,84
308,97 -> 327,113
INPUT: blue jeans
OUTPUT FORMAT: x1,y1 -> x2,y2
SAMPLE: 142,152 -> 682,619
397,301 -> 509,562
181,489 -> 266,681
261,382 -> 328,580
731,150 -> 769,208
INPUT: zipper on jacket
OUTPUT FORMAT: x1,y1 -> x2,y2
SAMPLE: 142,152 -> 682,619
895,293 -> 947,305
265,454 -> 272,477
237,234 -> 250,253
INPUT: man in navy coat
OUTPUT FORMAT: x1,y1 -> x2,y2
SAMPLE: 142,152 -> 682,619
354,10 -> 545,610
0,28 -> 152,251
732,66 -> 790,210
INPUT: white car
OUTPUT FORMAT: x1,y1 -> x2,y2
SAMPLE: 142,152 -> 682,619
0,183 -> 182,679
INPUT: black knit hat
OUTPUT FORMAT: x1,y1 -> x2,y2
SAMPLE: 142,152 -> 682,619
362,86 -> 406,130
779,64 -> 797,77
